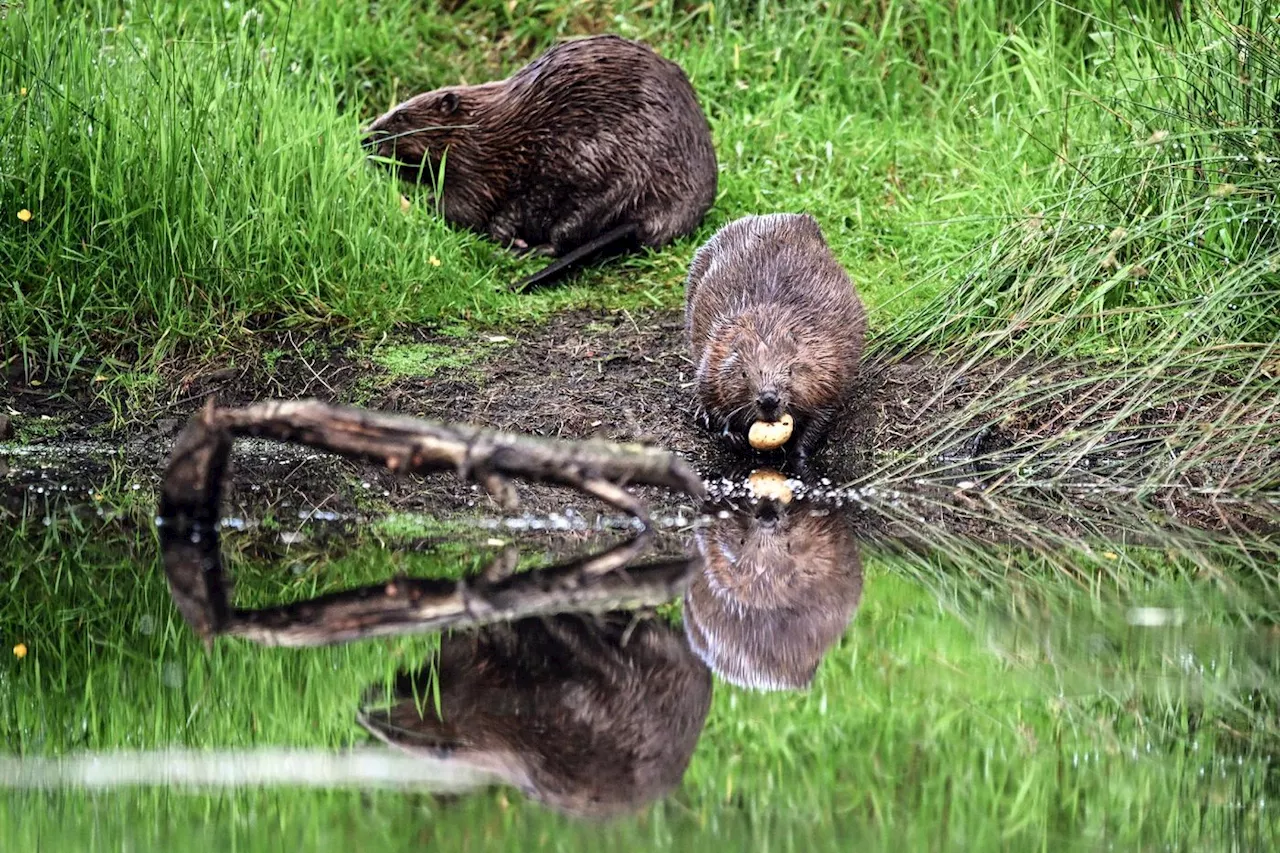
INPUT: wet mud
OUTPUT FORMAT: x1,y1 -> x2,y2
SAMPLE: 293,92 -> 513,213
2,308 -> 1276,541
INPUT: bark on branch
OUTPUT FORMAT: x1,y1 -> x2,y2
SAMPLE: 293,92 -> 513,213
162,398 -> 703,522
227,537 -> 695,647
157,398 -> 704,645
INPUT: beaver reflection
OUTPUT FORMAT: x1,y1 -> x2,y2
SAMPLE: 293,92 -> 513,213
358,613 -> 712,819
685,493 -> 863,691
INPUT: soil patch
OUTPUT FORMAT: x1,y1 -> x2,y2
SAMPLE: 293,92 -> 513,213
2,308 -> 1275,540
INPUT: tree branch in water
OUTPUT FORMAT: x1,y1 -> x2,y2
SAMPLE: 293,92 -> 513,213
158,398 -> 704,645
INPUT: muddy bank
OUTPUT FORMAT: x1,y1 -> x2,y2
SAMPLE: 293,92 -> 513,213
0,309 -> 868,525
2,308 -> 1276,538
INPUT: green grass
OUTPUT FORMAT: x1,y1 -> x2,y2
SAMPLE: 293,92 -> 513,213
4,408 -> 69,442
0,0 -> 1098,379
1,501 -> 1276,851
881,3 -> 1280,356
370,338 -> 508,379
3,1 -> 1280,849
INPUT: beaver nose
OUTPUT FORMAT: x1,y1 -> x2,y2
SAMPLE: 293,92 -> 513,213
757,390 -> 781,418
756,500 -> 781,524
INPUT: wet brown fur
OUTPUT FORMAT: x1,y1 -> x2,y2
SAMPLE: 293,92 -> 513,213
364,35 -> 717,264
357,613 -> 712,820
683,501 -> 864,691
685,213 -> 867,459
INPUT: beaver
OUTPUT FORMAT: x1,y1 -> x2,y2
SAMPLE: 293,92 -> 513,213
363,35 -> 718,291
683,495 -> 864,691
357,612 -> 712,820
685,213 -> 866,461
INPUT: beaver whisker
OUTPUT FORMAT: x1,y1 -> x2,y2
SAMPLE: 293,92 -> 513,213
379,122 -> 483,141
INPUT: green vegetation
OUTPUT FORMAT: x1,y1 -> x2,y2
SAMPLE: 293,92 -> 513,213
3,0 -> 1279,850
3,409 -> 67,442
370,337 -> 509,379
0,0 -> 1112,377
1,504 -> 1275,851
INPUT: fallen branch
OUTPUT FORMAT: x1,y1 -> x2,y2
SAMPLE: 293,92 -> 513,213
227,539 -> 694,647
167,398 -> 702,519
157,398 -> 704,644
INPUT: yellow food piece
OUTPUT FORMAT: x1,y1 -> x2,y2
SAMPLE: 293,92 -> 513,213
748,469 -> 793,504
17,208 -> 32,222
13,643 -> 27,659
748,413 -> 794,450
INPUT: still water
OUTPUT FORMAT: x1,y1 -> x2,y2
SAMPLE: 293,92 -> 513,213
1,447 -> 1276,851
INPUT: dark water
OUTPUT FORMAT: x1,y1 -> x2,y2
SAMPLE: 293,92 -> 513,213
1,448 -> 1277,852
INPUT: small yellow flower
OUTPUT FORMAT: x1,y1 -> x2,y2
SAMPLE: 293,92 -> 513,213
17,208 -> 32,222
19,87 -> 27,97
429,256 -> 441,267
13,643 -> 26,659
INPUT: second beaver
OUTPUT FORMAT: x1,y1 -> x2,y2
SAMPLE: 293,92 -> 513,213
363,35 -> 718,291
685,213 -> 867,461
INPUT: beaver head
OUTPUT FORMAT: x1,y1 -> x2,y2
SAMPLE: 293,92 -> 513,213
702,308 -> 843,430
362,84 -> 503,184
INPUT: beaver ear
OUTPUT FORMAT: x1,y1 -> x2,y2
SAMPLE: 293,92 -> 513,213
440,92 -> 461,115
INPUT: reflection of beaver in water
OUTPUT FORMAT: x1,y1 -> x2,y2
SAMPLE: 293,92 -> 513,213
685,214 -> 867,461
684,498 -> 863,691
363,35 -> 718,291
357,613 -> 712,820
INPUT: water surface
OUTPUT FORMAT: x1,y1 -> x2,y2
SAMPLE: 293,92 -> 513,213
1,461 -> 1276,851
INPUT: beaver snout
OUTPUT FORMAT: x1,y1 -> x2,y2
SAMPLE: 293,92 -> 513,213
361,124 -> 394,157
755,500 -> 782,525
361,128 -> 385,151
756,390 -> 782,420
